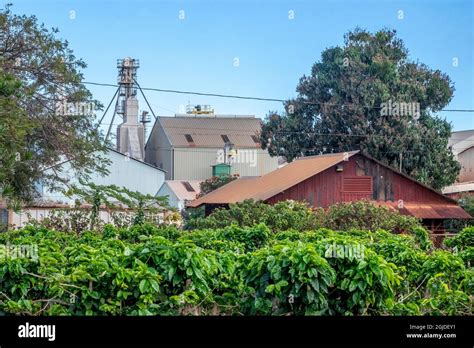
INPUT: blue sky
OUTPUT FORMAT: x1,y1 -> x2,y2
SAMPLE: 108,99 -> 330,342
5,0 -> 474,133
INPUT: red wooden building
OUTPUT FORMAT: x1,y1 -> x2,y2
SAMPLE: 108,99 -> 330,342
188,151 -> 471,235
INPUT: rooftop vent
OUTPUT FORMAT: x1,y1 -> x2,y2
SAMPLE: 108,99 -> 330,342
184,134 -> 196,147
182,181 -> 196,192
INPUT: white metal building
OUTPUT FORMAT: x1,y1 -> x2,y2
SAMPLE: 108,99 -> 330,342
2,148 -> 166,228
443,130 -> 474,197
157,180 -> 201,211
144,115 -> 279,180
40,148 -> 166,203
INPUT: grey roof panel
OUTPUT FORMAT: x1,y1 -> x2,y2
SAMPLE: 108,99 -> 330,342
156,116 -> 262,148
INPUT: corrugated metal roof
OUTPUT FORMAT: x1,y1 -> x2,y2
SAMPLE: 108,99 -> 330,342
432,205 -> 471,219
376,201 -> 471,219
442,181 -> 474,194
449,130 -> 474,155
187,151 -> 359,207
188,151 -> 470,219
164,180 -> 202,201
157,116 -> 262,148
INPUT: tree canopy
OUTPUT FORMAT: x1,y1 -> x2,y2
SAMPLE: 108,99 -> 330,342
197,174 -> 239,198
0,5 -> 109,207
260,28 -> 459,190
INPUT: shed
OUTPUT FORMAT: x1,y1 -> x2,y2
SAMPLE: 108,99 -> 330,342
188,151 -> 471,233
157,180 -> 202,211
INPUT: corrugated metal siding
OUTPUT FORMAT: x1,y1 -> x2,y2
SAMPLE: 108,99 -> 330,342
90,150 -> 165,196
173,147 -> 278,181
189,152 -> 360,207
267,163 -> 342,207
146,118 -> 277,180
266,154 -> 453,208
41,149 -> 166,203
145,119 -> 173,179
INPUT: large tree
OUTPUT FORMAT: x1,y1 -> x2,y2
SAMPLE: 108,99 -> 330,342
0,5 -> 109,207
261,28 -> 459,190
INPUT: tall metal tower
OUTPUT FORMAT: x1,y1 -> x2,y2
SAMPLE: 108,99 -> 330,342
116,57 -> 145,160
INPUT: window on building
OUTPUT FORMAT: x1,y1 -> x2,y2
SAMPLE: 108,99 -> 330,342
182,181 -> 195,192
221,134 -> 230,143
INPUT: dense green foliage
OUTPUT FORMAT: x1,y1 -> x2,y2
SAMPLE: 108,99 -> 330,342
0,5 -> 109,206
187,199 -> 422,234
444,194 -> 474,232
0,71 -> 34,208
260,28 -> 459,190
37,183 -> 179,233
0,221 -> 471,316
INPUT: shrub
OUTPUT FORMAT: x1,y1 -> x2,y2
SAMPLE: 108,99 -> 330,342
179,224 -> 270,253
187,200 -> 322,232
328,249 -> 401,315
421,250 -> 466,286
41,206 -> 96,234
369,231 -> 427,284
420,275 -> 472,315
445,226 -> 474,250
320,200 -> 422,234
0,224 -> 471,316
187,199 -> 423,235
306,234 -> 401,315
240,241 -> 336,315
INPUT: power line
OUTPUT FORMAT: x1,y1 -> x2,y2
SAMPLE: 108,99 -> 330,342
83,81 -> 474,113
84,81 -> 285,103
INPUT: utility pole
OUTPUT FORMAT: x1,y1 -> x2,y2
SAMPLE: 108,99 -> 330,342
399,153 -> 403,172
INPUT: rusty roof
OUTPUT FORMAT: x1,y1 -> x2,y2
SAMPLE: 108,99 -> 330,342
378,201 -> 471,219
187,151 -> 359,207
154,116 -> 262,148
188,150 -> 470,219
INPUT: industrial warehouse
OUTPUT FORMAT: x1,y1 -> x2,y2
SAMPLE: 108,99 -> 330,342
0,1 -> 473,342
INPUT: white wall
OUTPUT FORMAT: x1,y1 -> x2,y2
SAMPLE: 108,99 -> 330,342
7,208 -> 116,228
157,183 -> 184,210
41,149 -> 166,203
458,148 -> 474,182
173,147 -> 278,181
